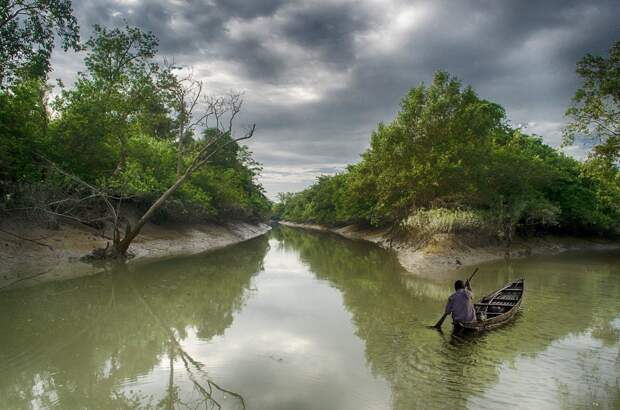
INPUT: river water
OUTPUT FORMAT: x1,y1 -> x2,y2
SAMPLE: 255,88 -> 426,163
0,226 -> 619,409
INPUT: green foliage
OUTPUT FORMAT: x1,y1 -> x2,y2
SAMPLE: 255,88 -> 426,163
0,0 -> 80,86
577,157 -> 620,229
279,71 -> 619,236
180,143 -> 270,221
100,134 -> 176,195
48,25 -> 173,180
564,39 -> 620,161
1,23 -> 270,223
0,77 -> 48,182
276,174 -> 349,225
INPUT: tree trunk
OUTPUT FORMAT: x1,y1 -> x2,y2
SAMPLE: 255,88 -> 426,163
176,130 -> 184,179
113,162 -> 196,256
112,145 -> 127,177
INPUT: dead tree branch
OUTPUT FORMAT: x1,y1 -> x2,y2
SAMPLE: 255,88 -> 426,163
36,154 -> 119,223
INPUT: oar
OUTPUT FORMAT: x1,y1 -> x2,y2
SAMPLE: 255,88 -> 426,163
465,267 -> 479,288
429,267 -> 479,330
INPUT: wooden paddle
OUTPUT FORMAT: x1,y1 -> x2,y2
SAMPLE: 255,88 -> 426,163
430,267 -> 479,330
465,267 -> 479,288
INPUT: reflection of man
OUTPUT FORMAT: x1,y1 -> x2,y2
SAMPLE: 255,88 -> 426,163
444,280 -> 476,324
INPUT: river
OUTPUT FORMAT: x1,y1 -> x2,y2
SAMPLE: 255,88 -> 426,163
0,225 -> 618,409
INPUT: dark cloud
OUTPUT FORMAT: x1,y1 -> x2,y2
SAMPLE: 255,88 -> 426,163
53,0 -> 620,198
225,37 -> 288,81
211,0 -> 290,20
281,2 -> 370,66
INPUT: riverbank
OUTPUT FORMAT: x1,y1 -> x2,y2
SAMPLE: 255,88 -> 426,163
0,218 -> 271,290
279,221 -> 620,275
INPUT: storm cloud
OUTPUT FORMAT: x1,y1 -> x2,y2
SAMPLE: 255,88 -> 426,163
50,0 -> 620,197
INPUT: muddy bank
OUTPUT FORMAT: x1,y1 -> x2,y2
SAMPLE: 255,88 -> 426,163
0,219 -> 270,290
279,221 -> 620,275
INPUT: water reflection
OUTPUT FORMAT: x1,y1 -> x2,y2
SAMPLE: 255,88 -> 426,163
274,226 -> 620,409
0,226 -> 619,409
0,235 -> 269,409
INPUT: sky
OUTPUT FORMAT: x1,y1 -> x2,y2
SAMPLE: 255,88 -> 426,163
50,0 -> 620,199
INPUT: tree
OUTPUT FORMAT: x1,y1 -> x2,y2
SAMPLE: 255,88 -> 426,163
83,24 -> 162,177
49,25 -> 171,181
0,0 -> 79,86
352,71 -> 507,224
564,40 -> 620,161
1,19 -> 270,256
109,97 -> 255,257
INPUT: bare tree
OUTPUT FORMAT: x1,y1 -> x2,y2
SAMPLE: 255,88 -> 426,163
104,91 -> 253,258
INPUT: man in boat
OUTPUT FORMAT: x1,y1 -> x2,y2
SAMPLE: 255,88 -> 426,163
433,279 -> 476,329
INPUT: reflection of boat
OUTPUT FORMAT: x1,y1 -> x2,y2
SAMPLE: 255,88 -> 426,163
458,279 -> 524,331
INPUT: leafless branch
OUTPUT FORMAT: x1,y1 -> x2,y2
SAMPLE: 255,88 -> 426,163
46,193 -> 99,208
0,3 -> 40,29
36,154 -> 118,223
592,118 -> 620,137
130,278 -> 245,409
228,92 -> 243,134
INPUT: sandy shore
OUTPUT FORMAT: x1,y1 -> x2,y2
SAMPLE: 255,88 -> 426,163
279,221 -> 620,275
0,219 -> 271,290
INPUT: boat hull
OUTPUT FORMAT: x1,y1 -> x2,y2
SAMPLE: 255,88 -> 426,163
457,278 -> 524,332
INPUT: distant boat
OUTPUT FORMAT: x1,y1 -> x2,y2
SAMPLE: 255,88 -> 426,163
458,279 -> 524,332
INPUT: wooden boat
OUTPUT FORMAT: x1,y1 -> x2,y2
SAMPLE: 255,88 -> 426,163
458,278 -> 524,331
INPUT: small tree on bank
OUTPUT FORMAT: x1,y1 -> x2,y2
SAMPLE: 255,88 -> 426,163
109,120 -> 256,258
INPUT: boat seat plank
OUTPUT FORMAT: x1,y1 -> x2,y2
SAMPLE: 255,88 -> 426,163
475,301 -> 516,307
495,297 -> 519,301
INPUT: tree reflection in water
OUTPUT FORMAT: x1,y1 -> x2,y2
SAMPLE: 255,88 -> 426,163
274,226 -> 620,409
0,235 -> 268,409
132,276 -> 246,410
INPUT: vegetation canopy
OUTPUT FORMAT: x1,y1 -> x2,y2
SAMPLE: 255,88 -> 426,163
275,71 -> 620,238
